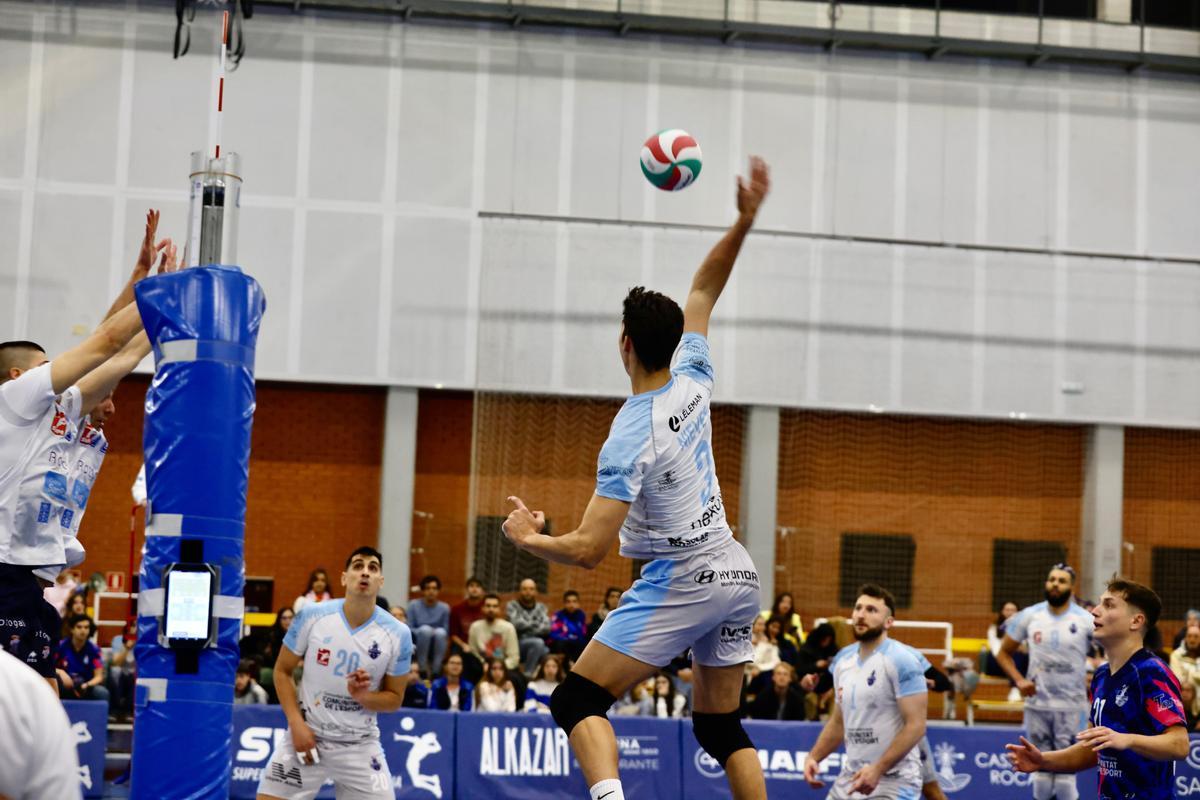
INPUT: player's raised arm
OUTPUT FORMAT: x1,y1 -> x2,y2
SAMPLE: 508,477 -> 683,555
682,156 -> 770,338
75,332 -> 151,412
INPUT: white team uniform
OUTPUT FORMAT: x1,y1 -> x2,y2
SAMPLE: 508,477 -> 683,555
826,637 -> 927,800
592,333 -> 761,668
32,416 -> 106,582
0,364 -> 85,570
897,643 -> 937,787
257,599 -> 413,800
0,649 -> 83,800
1006,601 -> 1092,799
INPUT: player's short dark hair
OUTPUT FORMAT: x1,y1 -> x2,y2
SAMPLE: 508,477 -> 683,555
1049,562 -> 1077,584
466,577 -> 484,589
856,583 -> 897,617
237,658 -> 257,676
0,340 -> 45,384
622,286 -> 684,372
482,593 -> 501,604
66,614 -> 94,634
419,575 -> 441,590
345,546 -> 383,569
563,590 -> 580,601
1106,577 -> 1163,634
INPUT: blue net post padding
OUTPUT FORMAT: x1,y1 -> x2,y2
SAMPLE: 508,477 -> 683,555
130,266 -> 265,800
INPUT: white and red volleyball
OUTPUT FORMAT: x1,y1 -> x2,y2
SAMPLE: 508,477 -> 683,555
640,129 -> 703,191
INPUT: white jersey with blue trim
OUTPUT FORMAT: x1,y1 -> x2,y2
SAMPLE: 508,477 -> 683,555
283,599 -> 413,743
830,637 -> 928,779
0,364 -> 85,569
595,332 -> 732,560
1006,600 -> 1093,712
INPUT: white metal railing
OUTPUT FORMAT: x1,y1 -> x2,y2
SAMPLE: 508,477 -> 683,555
93,590 -> 138,636
891,620 -> 953,665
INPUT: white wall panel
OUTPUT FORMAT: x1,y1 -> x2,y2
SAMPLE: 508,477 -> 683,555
2,3 -> 1199,428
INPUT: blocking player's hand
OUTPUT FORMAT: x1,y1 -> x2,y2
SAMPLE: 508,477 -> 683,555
156,239 -> 179,275
849,762 -> 883,794
132,209 -> 168,282
291,720 -> 318,764
502,496 -> 546,548
735,156 -> 770,221
346,667 -> 372,700
1005,736 -> 1045,772
1016,677 -> 1037,697
1076,726 -> 1131,752
802,755 -> 823,787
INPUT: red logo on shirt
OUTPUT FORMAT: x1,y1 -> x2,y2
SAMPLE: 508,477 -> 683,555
81,425 -> 101,446
316,649 -> 330,666
1033,631 -> 1043,645
50,410 -> 68,437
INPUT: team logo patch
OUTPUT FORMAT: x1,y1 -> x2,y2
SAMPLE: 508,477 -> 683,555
1069,623 -> 1077,634
867,670 -> 876,686
1115,684 -> 1129,707
368,641 -> 381,660
316,648 -> 330,666
50,410 -> 68,437
694,570 -> 715,584
370,755 -> 382,771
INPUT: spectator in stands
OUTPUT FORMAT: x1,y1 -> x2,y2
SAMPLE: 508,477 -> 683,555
408,574 -> 451,679
431,652 -> 473,712
389,605 -> 407,624
107,619 -> 137,720
234,659 -> 268,705
766,615 -> 798,665
1180,683 -> 1199,731
524,653 -> 564,713
643,672 -> 686,718
1173,610 -> 1200,649
468,593 -> 520,678
761,592 -> 805,644
506,578 -> 551,677
402,661 -> 432,709
586,586 -> 623,641
748,661 -> 806,721
62,591 -> 89,636
984,600 -> 1028,699
796,622 -> 839,721
476,657 -> 518,712
746,616 -> 780,694
55,614 -> 108,702
293,567 -> 332,612
548,589 -> 587,665
449,577 -> 487,661
1170,625 -> 1200,698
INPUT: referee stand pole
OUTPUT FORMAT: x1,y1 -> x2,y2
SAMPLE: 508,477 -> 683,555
127,503 -> 141,626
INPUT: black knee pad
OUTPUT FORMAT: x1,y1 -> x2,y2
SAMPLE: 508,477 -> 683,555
549,672 -> 616,736
692,710 -> 754,767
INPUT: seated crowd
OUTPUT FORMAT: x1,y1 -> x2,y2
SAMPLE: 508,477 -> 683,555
43,571 -> 1200,731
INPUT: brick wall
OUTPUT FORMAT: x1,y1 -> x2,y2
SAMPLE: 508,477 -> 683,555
77,376 -> 386,619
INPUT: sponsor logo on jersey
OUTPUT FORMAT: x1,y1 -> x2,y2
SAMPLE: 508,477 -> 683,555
655,471 -> 676,491
50,410 -> 68,437
694,570 -> 715,584
667,531 -> 710,549
1033,631 -> 1043,645
316,648 -> 330,666
80,425 -> 102,446
667,393 -> 703,433
720,624 -> 752,643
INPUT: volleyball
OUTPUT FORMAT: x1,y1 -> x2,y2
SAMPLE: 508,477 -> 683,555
640,129 -> 703,191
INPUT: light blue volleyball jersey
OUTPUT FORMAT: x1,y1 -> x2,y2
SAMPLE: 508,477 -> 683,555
595,332 -> 732,560
1006,600 -> 1093,711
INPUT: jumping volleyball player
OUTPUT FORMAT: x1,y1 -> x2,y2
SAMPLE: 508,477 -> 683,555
502,156 -> 771,800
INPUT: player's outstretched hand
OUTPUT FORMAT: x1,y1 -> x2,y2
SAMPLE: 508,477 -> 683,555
1005,736 -> 1045,772
736,156 -> 770,221
802,755 -> 823,788
848,763 -> 883,795
133,209 -> 169,282
502,496 -> 546,548
346,667 -> 371,700
1076,726 -> 1131,752
156,239 -> 179,275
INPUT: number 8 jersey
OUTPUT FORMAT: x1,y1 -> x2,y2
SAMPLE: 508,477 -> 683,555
283,599 -> 413,743
595,332 -> 731,560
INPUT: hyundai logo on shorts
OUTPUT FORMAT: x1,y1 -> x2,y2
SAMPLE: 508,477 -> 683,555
694,570 -> 716,584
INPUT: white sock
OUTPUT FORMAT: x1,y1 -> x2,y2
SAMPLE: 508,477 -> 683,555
589,778 -> 624,800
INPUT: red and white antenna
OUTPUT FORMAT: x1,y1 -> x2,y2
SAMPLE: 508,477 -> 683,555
214,10 -> 229,159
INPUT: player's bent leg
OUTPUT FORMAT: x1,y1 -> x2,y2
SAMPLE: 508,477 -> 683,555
554,640 -> 657,796
256,733 -> 323,800
692,662 -> 766,800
